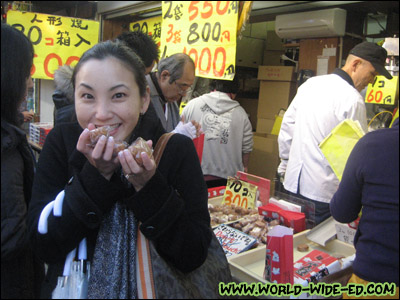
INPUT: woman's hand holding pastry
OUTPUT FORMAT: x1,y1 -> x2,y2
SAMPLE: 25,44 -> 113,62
77,123 -> 120,180
119,140 -> 156,191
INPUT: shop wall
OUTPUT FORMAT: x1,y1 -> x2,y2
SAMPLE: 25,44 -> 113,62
40,80 -> 55,124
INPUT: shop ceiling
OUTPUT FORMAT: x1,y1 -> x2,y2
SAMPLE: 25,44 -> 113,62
27,1 -> 399,36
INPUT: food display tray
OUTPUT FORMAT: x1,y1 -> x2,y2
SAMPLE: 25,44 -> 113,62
209,196 -> 248,229
228,229 -> 355,283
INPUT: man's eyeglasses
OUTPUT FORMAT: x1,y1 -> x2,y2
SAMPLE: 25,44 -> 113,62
175,81 -> 193,96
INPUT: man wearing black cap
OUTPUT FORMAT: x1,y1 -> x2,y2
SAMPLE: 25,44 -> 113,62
277,41 -> 392,225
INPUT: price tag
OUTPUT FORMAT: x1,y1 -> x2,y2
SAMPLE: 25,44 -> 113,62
365,75 -> 398,105
161,1 -> 238,80
222,177 -> 257,209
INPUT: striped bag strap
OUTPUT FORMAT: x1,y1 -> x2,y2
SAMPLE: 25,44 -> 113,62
136,228 -> 155,299
136,132 -> 175,299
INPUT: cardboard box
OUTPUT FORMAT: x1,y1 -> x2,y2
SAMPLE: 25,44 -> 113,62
258,66 -> 296,81
263,50 -> 285,66
257,81 -> 297,119
248,133 -> 280,181
265,30 -> 284,51
256,118 -> 275,134
237,36 -> 264,68
237,98 -> 258,131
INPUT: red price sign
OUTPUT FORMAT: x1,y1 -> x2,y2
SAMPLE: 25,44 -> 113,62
365,75 -> 398,105
222,177 -> 257,209
161,1 -> 238,80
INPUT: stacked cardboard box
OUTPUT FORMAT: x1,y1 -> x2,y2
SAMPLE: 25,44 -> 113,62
248,66 -> 298,182
248,132 -> 280,182
256,66 -> 297,132
263,30 -> 285,65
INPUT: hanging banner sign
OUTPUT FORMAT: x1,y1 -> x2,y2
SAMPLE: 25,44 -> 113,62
7,10 -> 99,80
161,1 -> 238,80
365,75 -> 398,105
129,16 -> 162,48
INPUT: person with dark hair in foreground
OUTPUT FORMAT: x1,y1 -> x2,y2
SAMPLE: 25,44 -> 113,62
1,22 -> 44,299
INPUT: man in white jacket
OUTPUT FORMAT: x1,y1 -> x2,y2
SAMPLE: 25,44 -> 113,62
181,76 -> 253,188
277,42 -> 392,225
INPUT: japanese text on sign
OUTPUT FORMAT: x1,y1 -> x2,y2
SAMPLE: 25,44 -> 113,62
214,224 -> 257,257
365,75 -> 398,105
7,10 -> 99,80
222,177 -> 257,209
129,16 -> 162,49
161,1 -> 238,80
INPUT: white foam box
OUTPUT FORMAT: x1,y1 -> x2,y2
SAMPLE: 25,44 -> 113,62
228,229 -> 355,284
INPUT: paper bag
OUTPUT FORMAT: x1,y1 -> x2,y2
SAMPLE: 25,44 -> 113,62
192,133 -> 205,164
264,225 -> 293,284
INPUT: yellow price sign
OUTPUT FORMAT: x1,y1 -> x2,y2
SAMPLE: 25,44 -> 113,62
222,177 -> 257,209
7,10 -> 99,80
365,75 -> 398,105
161,1 -> 238,80
129,16 -> 162,48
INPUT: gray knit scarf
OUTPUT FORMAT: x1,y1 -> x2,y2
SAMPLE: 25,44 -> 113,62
87,201 -> 138,299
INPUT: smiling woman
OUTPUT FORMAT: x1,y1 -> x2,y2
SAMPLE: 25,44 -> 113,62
27,40 -> 222,298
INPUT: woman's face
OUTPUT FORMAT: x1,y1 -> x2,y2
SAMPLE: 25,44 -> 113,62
74,57 -> 149,142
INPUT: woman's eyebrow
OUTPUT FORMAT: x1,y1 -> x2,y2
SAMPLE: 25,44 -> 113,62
109,84 -> 129,91
78,82 -> 93,90
77,83 -> 129,91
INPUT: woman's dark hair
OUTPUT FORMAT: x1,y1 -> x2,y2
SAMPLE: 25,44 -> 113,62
211,75 -> 240,94
1,23 -> 34,126
116,31 -> 159,68
72,40 -> 147,98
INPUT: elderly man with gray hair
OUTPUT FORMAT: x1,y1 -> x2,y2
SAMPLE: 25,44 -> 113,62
52,64 -> 75,126
146,53 -> 196,133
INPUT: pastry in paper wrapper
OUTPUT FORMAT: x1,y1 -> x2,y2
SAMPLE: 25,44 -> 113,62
89,126 -> 112,146
128,137 -> 153,166
113,141 -> 128,156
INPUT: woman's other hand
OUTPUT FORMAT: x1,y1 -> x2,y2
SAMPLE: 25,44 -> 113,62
118,140 -> 156,191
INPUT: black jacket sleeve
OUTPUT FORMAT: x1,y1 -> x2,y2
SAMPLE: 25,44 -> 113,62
1,150 -> 30,260
27,124 -> 126,263
28,124 -> 211,273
